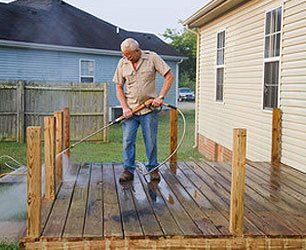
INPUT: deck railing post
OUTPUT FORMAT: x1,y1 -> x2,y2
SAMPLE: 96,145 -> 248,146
26,126 -> 42,238
229,128 -> 247,235
54,111 -> 63,186
271,108 -> 281,166
63,107 -> 70,157
170,109 -> 178,174
44,116 -> 56,200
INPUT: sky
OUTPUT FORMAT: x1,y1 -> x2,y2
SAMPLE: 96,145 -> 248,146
1,0 -> 207,39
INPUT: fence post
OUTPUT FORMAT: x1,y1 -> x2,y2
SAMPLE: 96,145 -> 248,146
44,117 -> 56,200
16,81 -> 25,143
54,111 -> 63,186
103,84 -> 109,142
229,128 -> 247,235
271,108 -> 281,166
170,109 -> 178,174
63,107 -> 70,157
26,126 -> 42,238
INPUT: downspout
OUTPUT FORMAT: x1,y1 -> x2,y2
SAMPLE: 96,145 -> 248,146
185,25 -> 200,149
175,58 -> 184,108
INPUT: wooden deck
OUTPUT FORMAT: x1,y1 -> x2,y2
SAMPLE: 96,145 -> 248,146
22,160 -> 306,249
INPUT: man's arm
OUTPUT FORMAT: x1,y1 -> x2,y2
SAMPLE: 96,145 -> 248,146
152,70 -> 174,107
116,84 -> 133,118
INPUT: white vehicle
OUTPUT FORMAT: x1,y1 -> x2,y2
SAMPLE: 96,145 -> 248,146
178,87 -> 195,102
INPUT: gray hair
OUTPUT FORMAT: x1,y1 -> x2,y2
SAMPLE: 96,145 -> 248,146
121,38 -> 139,52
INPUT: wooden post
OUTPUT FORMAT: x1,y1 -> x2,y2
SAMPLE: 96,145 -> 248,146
44,117 -> 55,200
103,84 -> 109,142
229,128 -> 247,236
170,109 -> 178,174
271,108 -> 281,166
63,107 -> 70,157
16,81 -> 25,143
54,111 -> 63,185
26,126 -> 42,238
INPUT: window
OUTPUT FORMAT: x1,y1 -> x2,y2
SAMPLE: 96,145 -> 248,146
80,59 -> 95,83
263,7 -> 282,109
216,31 -> 225,102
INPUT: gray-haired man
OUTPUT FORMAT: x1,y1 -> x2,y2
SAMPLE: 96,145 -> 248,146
113,38 -> 174,182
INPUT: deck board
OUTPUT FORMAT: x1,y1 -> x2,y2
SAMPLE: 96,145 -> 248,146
42,164 -> 80,238
83,163 -> 103,238
160,166 -> 222,236
136,171 -> 183,236
63,163 -> 91,237
247,162 -> 306,207
223,161 -> 306,233
202,161 -> 299,236
113,164 -> 144,238
132,168 -> 164,237
151,168 -> 203,236
175,163 -> 230,235
249,162 -> 306,203
102,163 -> 123,238
28,160 -> 306,249
182,161 -> 264,235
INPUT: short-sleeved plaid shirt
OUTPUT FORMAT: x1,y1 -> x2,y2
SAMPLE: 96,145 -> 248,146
113,50 -> 171,115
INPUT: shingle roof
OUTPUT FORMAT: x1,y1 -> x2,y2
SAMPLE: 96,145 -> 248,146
0,0 -> 182,57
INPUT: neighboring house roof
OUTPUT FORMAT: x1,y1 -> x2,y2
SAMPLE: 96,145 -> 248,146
183,0 -> 247,28
0,0 -> 182,59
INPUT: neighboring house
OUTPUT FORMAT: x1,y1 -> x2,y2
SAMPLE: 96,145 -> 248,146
0,0 -> 184,119
184,0 -> 306,173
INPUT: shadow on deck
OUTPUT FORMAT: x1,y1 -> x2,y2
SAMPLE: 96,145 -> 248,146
21,160 -> 306,249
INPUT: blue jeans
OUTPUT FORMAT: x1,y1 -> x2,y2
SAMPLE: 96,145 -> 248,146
122,110 -> 158,173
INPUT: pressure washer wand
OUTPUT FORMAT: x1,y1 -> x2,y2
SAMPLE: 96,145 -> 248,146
56,99 -> 155,158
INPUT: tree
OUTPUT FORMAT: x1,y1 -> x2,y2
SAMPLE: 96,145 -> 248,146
162,27 -> 196,90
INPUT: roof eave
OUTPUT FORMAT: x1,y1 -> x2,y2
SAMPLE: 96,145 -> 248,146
0,39 -> 186,61
183,0 -> 247,28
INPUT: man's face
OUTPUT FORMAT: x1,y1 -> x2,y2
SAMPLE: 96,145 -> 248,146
123,48 -> 141,63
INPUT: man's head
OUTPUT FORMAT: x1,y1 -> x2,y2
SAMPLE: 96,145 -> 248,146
121,38 -> 141,63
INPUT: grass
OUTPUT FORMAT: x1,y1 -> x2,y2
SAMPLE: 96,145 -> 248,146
0,242 -> 19,250
0,110 -> 202,173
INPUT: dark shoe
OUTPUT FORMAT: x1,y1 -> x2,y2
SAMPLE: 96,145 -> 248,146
150,169 -> 160,181
119,170 -> 134,182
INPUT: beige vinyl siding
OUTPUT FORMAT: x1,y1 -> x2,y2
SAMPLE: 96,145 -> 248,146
198,0 -> 282,161
281,0 -> 306,173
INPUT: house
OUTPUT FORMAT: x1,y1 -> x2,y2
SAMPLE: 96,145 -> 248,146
0,0 -> 184,119
184,0 -> 306,173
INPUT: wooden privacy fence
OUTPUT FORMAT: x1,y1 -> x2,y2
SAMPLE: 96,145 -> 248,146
0,81 -> 108,142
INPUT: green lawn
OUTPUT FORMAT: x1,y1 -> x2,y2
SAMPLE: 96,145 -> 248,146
0,242 -> 19,250
0,110 -> 202,173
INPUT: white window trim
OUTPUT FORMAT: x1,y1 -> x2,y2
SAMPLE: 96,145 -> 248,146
215,29 -> 225,104
261,6 -> 283,112
79,59 -> 95,83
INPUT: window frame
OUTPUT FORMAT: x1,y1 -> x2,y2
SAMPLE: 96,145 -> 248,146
261,6 -> 283,112
79,59 -> 95,83
215,29 -> 225,103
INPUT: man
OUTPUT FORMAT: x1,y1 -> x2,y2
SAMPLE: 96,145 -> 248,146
113,38 -> 174,182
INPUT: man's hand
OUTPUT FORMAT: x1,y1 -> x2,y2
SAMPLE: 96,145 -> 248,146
123,107 -> 133,118
152,97 -> 163,107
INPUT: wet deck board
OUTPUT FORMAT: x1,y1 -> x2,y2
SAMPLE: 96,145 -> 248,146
40,161 -> 306,240
42,164 -> 81,238
63,164 -> 91,237
83,163 -> 103,238
201,161 -> 298,235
